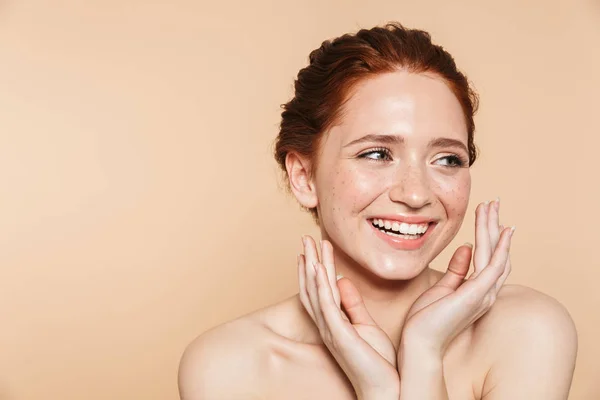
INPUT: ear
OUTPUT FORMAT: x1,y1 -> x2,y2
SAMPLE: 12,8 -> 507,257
285,152 -> 318,209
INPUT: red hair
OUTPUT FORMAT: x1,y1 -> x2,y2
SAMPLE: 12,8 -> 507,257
274,22 -> 479,219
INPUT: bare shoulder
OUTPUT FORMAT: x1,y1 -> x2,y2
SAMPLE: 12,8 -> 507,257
178,296 -> 310,400
473,284 -> 578,399
178,313 -> 272,400
477,284 -> 577,340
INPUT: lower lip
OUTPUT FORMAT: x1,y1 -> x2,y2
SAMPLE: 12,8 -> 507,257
368,220 -> 436,250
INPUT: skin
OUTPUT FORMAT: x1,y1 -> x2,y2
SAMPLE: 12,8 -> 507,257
178,71 -> 578,399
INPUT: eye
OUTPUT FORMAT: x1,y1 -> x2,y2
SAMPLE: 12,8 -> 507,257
435,155 -> 468,168
357,148 -> 392,161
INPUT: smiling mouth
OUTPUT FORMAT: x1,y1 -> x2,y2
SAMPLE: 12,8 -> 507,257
369,218 -> 434,240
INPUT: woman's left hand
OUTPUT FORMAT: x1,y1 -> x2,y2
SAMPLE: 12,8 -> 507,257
399,199 -> 513,361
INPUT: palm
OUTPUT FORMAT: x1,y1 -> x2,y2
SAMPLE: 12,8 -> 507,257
404,284 -> 455,324
353,323 -> 397,366
336,276 -> 398,368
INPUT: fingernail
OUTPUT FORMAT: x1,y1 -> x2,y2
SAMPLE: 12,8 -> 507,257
509,226 -> 516,237
336,274 -> 344,280
463,242 -> 473,248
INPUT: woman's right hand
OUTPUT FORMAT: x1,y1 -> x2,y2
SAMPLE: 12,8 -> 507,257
299,236 -> 400,400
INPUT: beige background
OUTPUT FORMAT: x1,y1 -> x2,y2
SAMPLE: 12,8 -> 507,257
0,0 -> 598,399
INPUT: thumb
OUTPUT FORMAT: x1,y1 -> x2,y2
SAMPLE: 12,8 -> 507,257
436,243 -> 472,290
337,277 -> 376,326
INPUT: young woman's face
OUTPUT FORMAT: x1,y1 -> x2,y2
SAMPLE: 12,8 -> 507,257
313,71 -> 471,280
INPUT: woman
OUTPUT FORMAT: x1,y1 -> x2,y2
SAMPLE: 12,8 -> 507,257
178,22 -> 577,399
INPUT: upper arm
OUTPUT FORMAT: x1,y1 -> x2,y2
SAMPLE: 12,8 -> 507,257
178,324 -> 265,400
481,286 -> 578,400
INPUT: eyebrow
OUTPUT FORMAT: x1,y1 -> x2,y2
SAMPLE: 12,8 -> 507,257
343,134 -> 468,154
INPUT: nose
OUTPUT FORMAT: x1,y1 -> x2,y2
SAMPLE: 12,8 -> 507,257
388,164 -> 433,210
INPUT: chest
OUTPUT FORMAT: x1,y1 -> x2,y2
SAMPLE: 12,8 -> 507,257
263,345 -> 482,400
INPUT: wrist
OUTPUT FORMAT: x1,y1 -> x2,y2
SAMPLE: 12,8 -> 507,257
400,331 -> 445,357
399,339 -> 444,372
357,390 -> 400,400
398,344 -> 448,400
356,382 -> 400,400
398,340 -> 448,400
400,351 -> 444,375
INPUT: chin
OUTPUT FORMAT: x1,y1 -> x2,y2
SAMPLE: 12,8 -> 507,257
360,255 -> 431,281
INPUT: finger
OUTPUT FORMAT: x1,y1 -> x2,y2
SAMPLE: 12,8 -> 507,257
338,276 -> 377,327
492,223 -> 512,293
488,198 -> 501,249
474,202 -> 492,273
297,254 -> 316,321
320,240 -> 341,308
436,243 -> 472,290
314,261 -> 350,338
308,261 -> 329,332
496,224 -> 512,293
303,236 -> 325,329
470,226 -> 514,295
495,254 -> 512,293
303,235 -> 320,271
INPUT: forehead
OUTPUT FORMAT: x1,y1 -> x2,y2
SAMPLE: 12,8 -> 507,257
330,70 -> 468,144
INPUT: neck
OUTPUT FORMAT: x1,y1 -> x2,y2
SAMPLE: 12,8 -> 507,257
336,259 -> 439,349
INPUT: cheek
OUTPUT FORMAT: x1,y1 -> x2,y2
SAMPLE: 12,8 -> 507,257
435,173 -> 471,219
325,165 -> 386,213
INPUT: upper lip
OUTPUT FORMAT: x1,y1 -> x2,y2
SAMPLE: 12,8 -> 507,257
367,214 -> 438,224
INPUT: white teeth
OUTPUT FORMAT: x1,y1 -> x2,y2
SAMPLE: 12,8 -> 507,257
371,219 -> 430,235
381,231 -> 421,239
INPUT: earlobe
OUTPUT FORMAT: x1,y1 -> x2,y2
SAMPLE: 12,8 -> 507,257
285,152 -> 318,209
